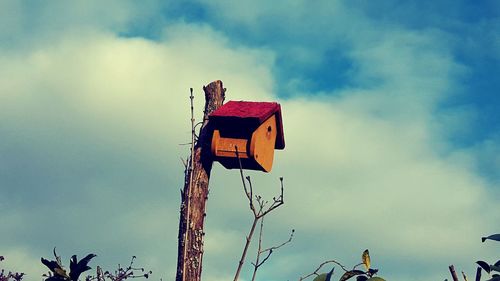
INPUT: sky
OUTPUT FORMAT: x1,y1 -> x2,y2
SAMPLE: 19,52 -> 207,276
0,1 -> 499,281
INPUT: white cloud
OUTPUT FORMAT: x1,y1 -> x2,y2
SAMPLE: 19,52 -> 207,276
0,23 -> 275,150
0,22 -> 276,280
197,12 -> 499,280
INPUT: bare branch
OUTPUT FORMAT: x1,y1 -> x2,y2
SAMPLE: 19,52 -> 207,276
258,177 -> 284,219
250,217 -> 266,281
462,271 -> 468,281
250,219 -> 293,281
233,147 -> 287,281
260,228 -> 294,255
256,250 -> 272,269
181,157 -> 188,170
234,217 -> 259,281
180,87 -> 196,281
352,263 -> 364,270
246,176 -> 255,215
298,260 -> 350,281
97,266 -> 105,281
233,146 -> 258,281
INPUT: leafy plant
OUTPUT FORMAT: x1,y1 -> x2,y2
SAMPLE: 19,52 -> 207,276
41,248 -> 96,281
41,249 -> 151,281
482,234 -> 500,243
475,233 -> 500,281
0,256 -> 25,281
84,256 -> 152,281
301,249 -> 386,281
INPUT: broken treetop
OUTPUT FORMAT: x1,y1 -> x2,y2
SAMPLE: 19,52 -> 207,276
209,100 -> 285,149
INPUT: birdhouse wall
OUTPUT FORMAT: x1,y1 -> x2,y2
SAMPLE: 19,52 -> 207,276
210,115 -> 278,172
249,115 -> 277,172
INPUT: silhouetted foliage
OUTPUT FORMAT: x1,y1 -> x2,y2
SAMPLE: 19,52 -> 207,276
84,256 -> 152,281
475,233 -> 500,281
41,248 -> 96,281
41,249 -> 152,281
447,233 -> 500,281
0,256 -> 25,281
301,249 -> 386,281
482,234 -> 500,243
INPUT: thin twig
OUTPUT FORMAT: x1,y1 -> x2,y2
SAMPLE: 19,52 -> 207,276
182,88 -> 196,281
246,176 -> 255,215
234,217 -> 258,281
250,218 -> 294,281
298,259 -> 350,281
233,145 -> 256,281
258,177 -> 284,218
260,228 -> 294,255
96,266 -> 104,281
181,157 -> 188,170
352,262 -> 364,270
462,271 -> 468,281
250,217 -> 266,281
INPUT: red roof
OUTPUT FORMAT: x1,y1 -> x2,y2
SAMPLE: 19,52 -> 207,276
209,101 -> 285,149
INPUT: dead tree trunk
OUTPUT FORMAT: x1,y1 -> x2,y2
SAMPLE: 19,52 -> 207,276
176,80 -> 225,281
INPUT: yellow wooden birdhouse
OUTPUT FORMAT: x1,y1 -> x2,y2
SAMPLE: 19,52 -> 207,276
209,101 -> 285,172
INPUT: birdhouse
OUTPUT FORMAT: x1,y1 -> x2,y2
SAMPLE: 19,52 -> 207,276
209,101 -> 285,172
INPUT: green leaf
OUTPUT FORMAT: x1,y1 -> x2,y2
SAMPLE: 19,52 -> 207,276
313,269 -> 335,281
339,270 -> 365,281
69,253 -> 96,281
477,261 -> 491,273
313,273 -> 328,281
366,277 -> 386,281
362,250 -> 371,271
325,267 -> 334,281
482,234 -> 500,243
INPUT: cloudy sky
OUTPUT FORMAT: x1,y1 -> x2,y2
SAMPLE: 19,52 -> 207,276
1,1 -> 499,281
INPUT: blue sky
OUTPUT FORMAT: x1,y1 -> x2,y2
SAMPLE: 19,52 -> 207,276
1,1 -> 499,281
